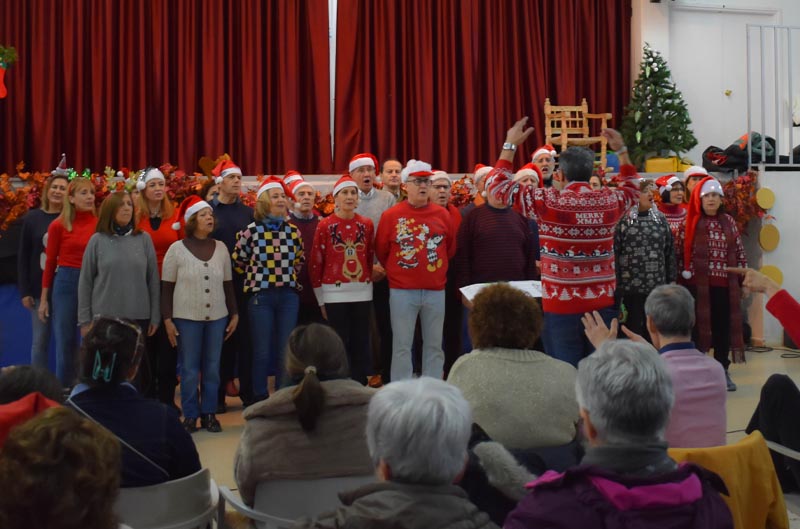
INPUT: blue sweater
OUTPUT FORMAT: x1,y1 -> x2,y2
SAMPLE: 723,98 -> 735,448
210,197 -> 254,255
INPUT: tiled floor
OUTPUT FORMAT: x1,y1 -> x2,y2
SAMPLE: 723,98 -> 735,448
193,348 -> 800,521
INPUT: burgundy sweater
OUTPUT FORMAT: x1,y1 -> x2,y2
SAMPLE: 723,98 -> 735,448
289,213 -> 320,307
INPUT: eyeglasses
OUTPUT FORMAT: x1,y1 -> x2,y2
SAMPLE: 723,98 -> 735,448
407,178 -> 430,186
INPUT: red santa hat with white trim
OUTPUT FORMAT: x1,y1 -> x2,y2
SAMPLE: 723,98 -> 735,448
285,173 -> 315,209
431,169 -> 450,182
681,175 -> 724,279
136,167 -> 166,191
531,144 -> 557,162
514,163 -> 543,187
655,174 -> 681,194
212,159 -> 242,184
333,174 -> 359,196
683,165 -> 709,183
348,153 -> 378,173
472,163 -> 493,184
256,176 -> 288,200
52,153 -> 69,177
172,195 -> 212,231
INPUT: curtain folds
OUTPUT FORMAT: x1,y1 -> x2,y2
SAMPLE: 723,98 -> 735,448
333,0 -> 631,172
0,0 -> 332,174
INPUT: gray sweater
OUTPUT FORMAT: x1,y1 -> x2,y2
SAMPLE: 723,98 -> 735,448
78,232 -> 160,326
356,188 -> 396,233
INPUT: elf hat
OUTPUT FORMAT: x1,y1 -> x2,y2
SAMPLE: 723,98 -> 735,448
349,153 -> 378,173
52,153 -> 69,177
401,159 -> 434,183
256,176 -> 287,200
431,170 -> 451,183
472,164 -> 493,184
136,167 -> 166,191
681,175 -> 721,279
532,144 -> 557,162
212,159 -> 242,184
514,163 -> 543,187
333,175 -> 359,196
683,165 -> 708,182
172,195 -> 212,231
655,174 -> 681,194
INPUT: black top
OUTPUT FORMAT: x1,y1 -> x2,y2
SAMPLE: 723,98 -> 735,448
17,209 -> 59,298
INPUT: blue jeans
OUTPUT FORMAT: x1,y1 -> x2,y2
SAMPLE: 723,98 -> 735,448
174,317 -> 226,419
29,298 -> 53,369
52,267 -> 81,386
543,306 -> 618,367
389,289 -> 445,381
248,287 -> 299,398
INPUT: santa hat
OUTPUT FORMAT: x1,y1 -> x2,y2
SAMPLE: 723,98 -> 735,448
136,167 -> 165,191
514,163 -> 543,187
531,144 -> 557,162
333,175 -> 359,196
431,170 -> 451,182
681,175 -> 722,279
52,153 -> 68,177
655,174 -> 681,194
349,153 -> 378,173
472,164 -> 493,184
683,165 -> 708,182
286,177 -> 315,208
212,159 -> 242,184
172,195 -> 212,231
256,176 -> 287,200
283,170 -> 303,186
401,159 -> 434,183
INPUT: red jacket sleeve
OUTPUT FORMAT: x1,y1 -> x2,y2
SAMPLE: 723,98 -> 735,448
41,220 -> 63,290
375,211 -> 391,266
766,289 -> 800,347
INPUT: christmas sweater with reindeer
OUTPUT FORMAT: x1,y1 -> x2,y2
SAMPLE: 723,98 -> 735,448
309,213 -> 374,305
489,160 -> 640,314
375,201 -> 457,291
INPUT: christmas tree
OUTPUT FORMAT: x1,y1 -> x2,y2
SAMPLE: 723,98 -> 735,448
620,43 -> 697,168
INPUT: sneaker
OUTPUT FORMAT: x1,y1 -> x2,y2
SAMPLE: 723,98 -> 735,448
182,417 -> 198,433
201,414 -> 222,433
725,371 -> 737,392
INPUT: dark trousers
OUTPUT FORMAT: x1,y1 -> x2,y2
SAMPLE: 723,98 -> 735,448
372,278 -> 393,381
219,282 -> 253,404
326,301 -> 372,385
747,374 -> 800,491
443,279 -> 463,376
618,292 -> 652,343
142,323 -> 178,406
297,301 -> 324,326
691,286 -> 731,370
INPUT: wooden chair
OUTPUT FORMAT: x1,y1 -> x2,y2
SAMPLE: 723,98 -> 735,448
114,468 -> 218,529
217,475 -> 375,529
544,98 -> 612,169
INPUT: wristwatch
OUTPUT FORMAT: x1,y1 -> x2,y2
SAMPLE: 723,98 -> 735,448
502,142 -> 517,152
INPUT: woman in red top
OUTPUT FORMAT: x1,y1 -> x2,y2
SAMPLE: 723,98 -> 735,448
656,175 -> 687,263
38,177 -> 97,386
309,176 -> 374,384
135,167 -> 181,408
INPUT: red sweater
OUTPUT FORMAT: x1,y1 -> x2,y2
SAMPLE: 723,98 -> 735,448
310,213 -> 374,305
684,214 -> 746,288
137,210 -> 181,275
766,289 -> 800,347
489,159 -> 639,314
659,203 -> 687,265
42,210 -> 97,288
376,201 -> 457,291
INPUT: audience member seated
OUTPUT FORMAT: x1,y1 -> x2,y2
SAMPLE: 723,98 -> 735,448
292,377 -> 499,528
505,341 -> 733,529
447,283 -> 578,450
582,284 -> 726,448
0,407 -> 123,529
66,316 -> 201,488
0,365 -> 63,447
235,323 -> 375,506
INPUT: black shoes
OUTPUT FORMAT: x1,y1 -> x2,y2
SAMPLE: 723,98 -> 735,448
183,417 -> 198,433
216,401 -> 227,414
201,413 -> 222,433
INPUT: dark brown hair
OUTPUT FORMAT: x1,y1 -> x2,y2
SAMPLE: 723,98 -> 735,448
0,407 -> 121,529
79,317 -> 144,387
468,283 -> 543,350
184,209 -> 215,238
285,324 -> 349,431
96,191 -> 140,235
0,365 -> 64,404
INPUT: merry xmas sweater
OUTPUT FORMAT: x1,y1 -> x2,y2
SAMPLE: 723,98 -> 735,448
488,160 -> 639,314
42,210 -> 98,289
309,214 -> 374,305
375,201 -> 457,291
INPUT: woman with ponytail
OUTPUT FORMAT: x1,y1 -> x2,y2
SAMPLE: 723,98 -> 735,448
65,316 -> 200,488
234,323 -> 375,507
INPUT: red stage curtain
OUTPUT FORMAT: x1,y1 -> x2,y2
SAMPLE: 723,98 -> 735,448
333,0 -> 631,172
0,0 -> 332,174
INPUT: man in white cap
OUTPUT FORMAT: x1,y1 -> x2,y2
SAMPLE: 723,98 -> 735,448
286,172 -> 323,325
375,160 -> 457,381
349,153 -> 396,385
210,159 -> 255,409
532,144 -> 557,187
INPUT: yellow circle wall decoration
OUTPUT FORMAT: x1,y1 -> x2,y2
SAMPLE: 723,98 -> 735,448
759,224 -> 780,251
760,265 -> 783,287
756,187 -> 776,209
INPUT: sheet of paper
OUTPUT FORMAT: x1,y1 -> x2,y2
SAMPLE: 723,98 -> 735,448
459,280 -> 542,302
